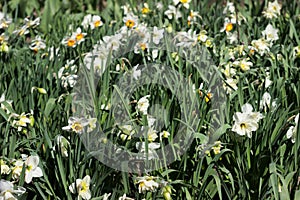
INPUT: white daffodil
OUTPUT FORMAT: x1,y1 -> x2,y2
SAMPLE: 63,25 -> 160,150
287,114 -> 299,143
56,135 -> 70,158
0,93 -> 13,114
11,159 -> 24,180
24,155 -> 43,183
251,38 -> 270,56
71,27 -> 86,45
0,180 -> 26,200
262,0 -> 281,19
0,160 -> 10,175
135,176 -> 159,193
259,92 -> 277,112
222,63 -> 236,78
233,58 -> 253,71
136,142 -> 160,160
123,13 -> 139,29
232,103 -> 263,138
152,27 -> 164,45
223,1 -> 235,14
119,194 -> 135,200
223,78 -> 238,94
262,24 -> 279,43
69,175 -> 91,200
62,117 -> 89,134
164,5 -> 182,20
147,127 -> 158,142
137,95 -> 150,115
118,124 -> 135,141
173,0 -> 191,9
160,131 -> 170,139
102,33 -> 123,51
102,193 -> 111,200
29,35 -> 46,52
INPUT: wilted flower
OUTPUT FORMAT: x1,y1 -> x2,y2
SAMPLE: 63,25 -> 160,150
251,38 -> 270,56
287,114 -> 299,143
0,180 -> 26,200
69,175 -> 91,200
232,103 -> 264,138
259,92 -> 277,112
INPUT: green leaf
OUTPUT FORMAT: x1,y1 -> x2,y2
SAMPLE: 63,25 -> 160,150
44,98 -> 56,118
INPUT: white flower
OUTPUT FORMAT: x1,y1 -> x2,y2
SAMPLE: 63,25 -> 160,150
232,103 -> 263,138
72,27 -> 86,45
62,117 -> 89,134
287,114 -> 299,143
0,93 -> 13,114
251,38 -> 270,56
56,135 -> 70,157
160,131 -> 170,138
0,180 -> 26,200
135,176 -> 159,193
198,30 -> 208,43
262,24 -> 279,43
136,142 -> 160,160
11,160 -> 24,180
259,92 -> 277,112
164,5 -> 182,20
233,58 -> 253,71
262,0 -> 281,19
0,160 -> 10,175
223,2 -> 235,14
102,34 -> 123,51
220,17 -> 235,33
69,175 -> 91,200
82,15 -> 103,30
123,13 -> 139,29
137,95 -> 150,115
223,78 -> 238,94
119,194 -> 135,200
152,27 -> 164,45
147,127 -> 158,142
102,193 -> 111,200
29,35 -> 46,52
24,155 -> 43,183
173,0 -> 191,9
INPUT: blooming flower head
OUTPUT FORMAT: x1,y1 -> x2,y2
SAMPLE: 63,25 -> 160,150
233,58 -> 253,71
30,35 -> 46,53
141,3 -> 151,16
0,159 -> 10,175
135,176 -> 159,193
262,24 -> 279,43
221,17 -> 235,33
0,180 -> 26,200
164,5 -> 182,20
223,78 -> 238,94
72,28 -> 86,45
152,27 -> 164,45
136,142 -> 160,160
173,0 -> 191,9
262,0 -> 281,19
137,95 -> 150,115
123,13 -> 139,29
62,36 -> 77,48
62,117 -> 89,134
82,14 -> 103,30
251,38 -> 270,56
69,175 -> 91,200
0,13 -> 12,29
287,113 -> 299,143
24,155 -> 43,183
232,103 -> 263,138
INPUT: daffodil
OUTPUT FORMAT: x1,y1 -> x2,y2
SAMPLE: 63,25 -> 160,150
287,114 -> 299,143
0,180 -> 26,200
232,103 -> 263,138
119,194 -> 135,200
233,58 -> 253,71
135,176 -> 159,193
136,142 -> 160,160
137,95 -> 150,115
152,27 -> 164,45
69,175 -> 91,200
0,12 -> 12,29
164,5 -> 182,20
160,131 -> 170,139
262,0 -> 281,19
251,38 -> 270,56
56,135 -> 70,157
173,0 -> 191,9
72,28 -> 86,45
62,117 -> 89,134
29,35 -> 46,53
262,24 -> 279,43
259,92 -> 277,112
24,155 -> 43,183
123,13 -> 138,29
0,159 -> 10,175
